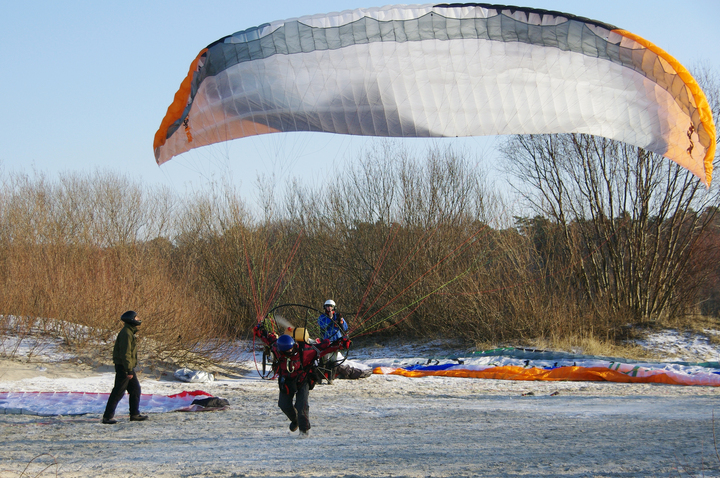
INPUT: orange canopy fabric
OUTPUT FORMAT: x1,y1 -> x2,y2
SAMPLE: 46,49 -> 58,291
374,365 -> 720,386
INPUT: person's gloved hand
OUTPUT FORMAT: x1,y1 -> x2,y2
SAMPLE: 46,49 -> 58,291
320,339 -> 331,348
253,324 -> 263,337
267,333 -> 278,341
340,337 -> 351,349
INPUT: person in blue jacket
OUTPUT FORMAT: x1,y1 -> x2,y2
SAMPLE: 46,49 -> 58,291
317,299 -> 348,383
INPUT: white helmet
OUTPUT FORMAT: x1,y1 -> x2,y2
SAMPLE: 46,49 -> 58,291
324,299 -> 336,308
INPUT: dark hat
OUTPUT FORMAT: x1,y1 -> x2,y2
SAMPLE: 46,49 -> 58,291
121,310 -> 141,326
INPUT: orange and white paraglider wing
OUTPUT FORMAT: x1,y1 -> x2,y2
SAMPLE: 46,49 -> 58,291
153,3 -> 715,185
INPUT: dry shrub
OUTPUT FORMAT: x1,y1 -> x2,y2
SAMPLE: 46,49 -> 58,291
276,142 -> 504,340
0,170 -> 226,365
1,133 -> 718,364
173,181 -> 308,336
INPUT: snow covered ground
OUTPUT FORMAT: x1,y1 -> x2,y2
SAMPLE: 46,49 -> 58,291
1,330 -> 720,477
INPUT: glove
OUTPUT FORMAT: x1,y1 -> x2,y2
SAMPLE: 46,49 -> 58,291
340,337 -> 351,349
320,339 -> 331,348
267,333 -> 278,342
253,324 -> 264,338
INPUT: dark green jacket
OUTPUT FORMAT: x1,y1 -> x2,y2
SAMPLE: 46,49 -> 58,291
112,324 -> 138,371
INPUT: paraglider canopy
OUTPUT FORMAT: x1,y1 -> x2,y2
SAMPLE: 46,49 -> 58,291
154,3 -> 715,186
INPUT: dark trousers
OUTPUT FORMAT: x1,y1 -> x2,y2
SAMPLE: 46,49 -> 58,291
103,365 -> 141,419
278,379 -> 310,432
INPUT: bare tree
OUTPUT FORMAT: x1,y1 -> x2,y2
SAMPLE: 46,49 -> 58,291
502,126 -> 720,324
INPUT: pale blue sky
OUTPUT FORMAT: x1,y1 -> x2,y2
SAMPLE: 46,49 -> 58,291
1,1 -> 718,208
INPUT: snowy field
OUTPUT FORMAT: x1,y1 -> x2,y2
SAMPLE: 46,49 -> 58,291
1,331 -> 720,477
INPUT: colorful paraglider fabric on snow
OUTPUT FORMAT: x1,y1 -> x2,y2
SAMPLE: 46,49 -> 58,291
154,3 -> 715,185
0,390 -> 226,416
371,348 -> 720,387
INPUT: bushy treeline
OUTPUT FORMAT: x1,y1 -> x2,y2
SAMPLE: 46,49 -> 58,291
0,171 -> 224,363
1,137 -> 719,359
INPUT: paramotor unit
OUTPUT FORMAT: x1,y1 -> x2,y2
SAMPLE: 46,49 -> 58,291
252,303 -> 351,381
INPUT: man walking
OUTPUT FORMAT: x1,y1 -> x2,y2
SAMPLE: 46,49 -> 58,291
102,310 -> 148,424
